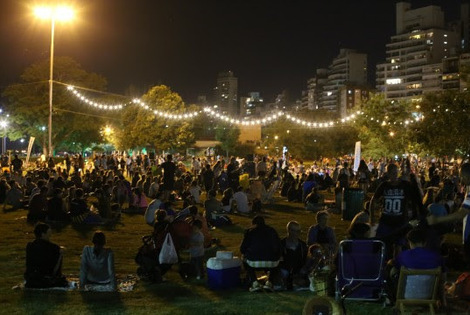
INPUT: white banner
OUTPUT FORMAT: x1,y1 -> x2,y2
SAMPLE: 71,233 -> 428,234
25,137 -> 35,165
353,141 -> 361,172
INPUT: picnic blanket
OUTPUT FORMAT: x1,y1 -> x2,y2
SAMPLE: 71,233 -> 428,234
12,274 -> 137,292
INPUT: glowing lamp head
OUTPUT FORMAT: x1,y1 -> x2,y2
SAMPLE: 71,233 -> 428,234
34,6 -> 74,22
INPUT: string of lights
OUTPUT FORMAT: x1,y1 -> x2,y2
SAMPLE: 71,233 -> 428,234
67,85 -> 128,110
132,99 -> 201,120
65,84 -> 420,128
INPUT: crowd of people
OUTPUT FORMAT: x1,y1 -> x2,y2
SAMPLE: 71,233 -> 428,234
10,151 -> 469,307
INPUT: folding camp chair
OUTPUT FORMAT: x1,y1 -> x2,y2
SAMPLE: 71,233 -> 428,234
336,239 -> 386,301
395,266 -> 441,315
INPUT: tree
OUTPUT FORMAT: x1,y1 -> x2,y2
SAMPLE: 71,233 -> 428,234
215,123 -> 240,157
112,85 -> 196,153
2,57 -> 107,155
261,110 -> 358,160
354,93 -> 415,158
415,90 -> 470,157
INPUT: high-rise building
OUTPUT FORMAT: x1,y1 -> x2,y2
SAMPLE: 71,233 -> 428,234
321,49 -> 367,111
376,2 -> 461,101
338,86 -> 370,118
214,71 -> 238,115
240,92 -> 264,117
306,68 -> 328,110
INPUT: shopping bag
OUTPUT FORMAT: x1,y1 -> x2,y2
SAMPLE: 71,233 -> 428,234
159,233 -> 178,264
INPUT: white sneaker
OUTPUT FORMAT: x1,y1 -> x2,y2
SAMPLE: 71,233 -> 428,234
249,281 -> 262,292
263,281 -> 274,292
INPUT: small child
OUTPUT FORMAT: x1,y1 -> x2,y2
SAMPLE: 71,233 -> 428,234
189,180 -> 201,204
299,244 -> 326,292
189,219 -> 205,279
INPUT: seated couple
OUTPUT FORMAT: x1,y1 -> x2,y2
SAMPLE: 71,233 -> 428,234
25,223 -> 115,291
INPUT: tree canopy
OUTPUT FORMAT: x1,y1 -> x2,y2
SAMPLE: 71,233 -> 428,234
2,57 -> 107,155
261,109 -> 358,160
415,90 -> 470,157
353,93 -> 415,158
215,122 -> 240,157
112,85 -> 196,153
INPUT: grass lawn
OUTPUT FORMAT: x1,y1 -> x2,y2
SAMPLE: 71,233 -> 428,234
0,191 -> 464,315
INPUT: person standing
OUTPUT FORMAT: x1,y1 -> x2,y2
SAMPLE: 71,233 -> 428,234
227,157 -> 240,191
369,163 -> 425,258
160,154 -> 176,201
10,154 -> 23,175
64,153 -> 71,175
188,220 -> 205,280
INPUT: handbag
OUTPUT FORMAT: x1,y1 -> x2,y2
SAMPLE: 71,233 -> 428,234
158,233 -> 178,264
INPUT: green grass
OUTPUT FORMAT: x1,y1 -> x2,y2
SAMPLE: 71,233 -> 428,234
1,192 -> 461,315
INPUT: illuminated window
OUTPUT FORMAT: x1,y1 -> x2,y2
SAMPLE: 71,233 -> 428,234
406,83 -> 421,89
386,78 -> 402,85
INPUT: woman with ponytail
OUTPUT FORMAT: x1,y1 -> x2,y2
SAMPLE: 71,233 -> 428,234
79,231 -> 116,291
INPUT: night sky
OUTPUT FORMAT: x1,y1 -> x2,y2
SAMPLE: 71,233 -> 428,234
0,0 -> 462,104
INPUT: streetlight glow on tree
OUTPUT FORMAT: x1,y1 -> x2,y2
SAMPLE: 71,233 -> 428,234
34,5 -> 74,157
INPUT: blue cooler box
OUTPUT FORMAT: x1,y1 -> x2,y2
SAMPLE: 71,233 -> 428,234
207,256 -> 241,290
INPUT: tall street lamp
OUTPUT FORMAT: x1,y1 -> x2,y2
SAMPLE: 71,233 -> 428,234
34,5 -> 74,157
0,119 -> 8,155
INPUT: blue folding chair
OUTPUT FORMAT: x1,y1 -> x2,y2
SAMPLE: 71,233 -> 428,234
336,239 -> 386,301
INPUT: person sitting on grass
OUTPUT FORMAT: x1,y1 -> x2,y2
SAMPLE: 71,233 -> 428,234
129,187 -> 149,214
93,188 -> 112,219
221,188 -> 234,213
240,215 -> 281,292
27,186 -> 48,222
203,189 -> 222,226
69,188 -> 102,224
24,222 -> 68,288
189,180 -> 202,204
144,191 -> 163,226
306,211 -> 337,259
305,187 -> 324,212
4,179 -> 24,211
279,221 -> 308,290
80,231 -> 116,291
232,186 -> 251,214
46,188 -> 69,222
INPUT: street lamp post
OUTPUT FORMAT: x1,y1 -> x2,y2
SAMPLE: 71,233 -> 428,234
0,120 -> 8,155
34,6 -> 74,157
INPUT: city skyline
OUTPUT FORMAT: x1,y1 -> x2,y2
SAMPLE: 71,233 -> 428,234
0,0 -> 462,104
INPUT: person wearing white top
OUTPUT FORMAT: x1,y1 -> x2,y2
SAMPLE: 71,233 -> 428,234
232,186 -> 251,213
144,194 -> 163,226
189,181 -> 201,204
80,231 -> 116,291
